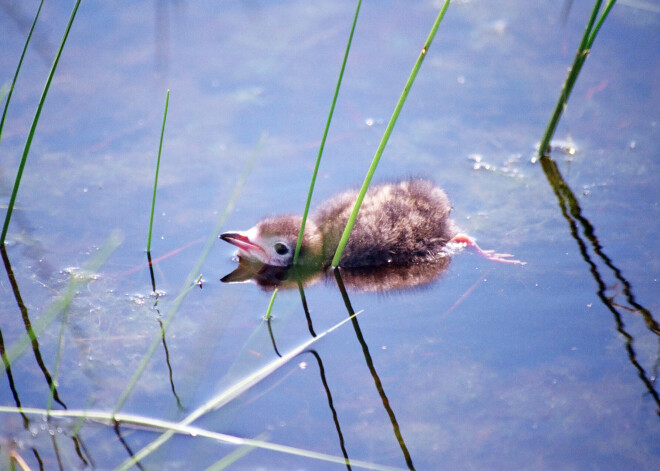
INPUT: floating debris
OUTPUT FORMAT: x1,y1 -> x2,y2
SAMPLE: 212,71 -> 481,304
468,153 -> 525,179
533,138 -> 578,162
150,289 -> 167,298
61,266 -> 100,281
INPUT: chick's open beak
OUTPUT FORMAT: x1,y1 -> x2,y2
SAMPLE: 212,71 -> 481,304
219,232 -> 265,257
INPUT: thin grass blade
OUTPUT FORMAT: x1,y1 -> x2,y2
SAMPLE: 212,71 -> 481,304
203,433 -> 268,471
0,0 -> 45,150
587,0 -> 616,47
330,0 -> 451,268
0,403 -> 399,471
1,0 -> 82,246
264,288 -> 278,320
537,0 -> 616,157
115,310 -> 364,471
292,0 -> 363,265
147,89 -> 170,253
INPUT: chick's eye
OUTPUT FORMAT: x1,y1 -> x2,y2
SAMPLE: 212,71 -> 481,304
274,243 -> 289,255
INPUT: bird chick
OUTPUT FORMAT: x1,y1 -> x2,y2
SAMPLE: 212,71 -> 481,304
221,179 -> 466,268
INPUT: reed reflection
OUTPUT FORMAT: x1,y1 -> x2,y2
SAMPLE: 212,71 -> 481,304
221,253 -> 453,293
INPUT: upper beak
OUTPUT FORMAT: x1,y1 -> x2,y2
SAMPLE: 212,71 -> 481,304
219,232 -> 265,256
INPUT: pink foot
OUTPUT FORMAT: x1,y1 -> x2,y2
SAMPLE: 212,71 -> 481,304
449,234 -> 526,265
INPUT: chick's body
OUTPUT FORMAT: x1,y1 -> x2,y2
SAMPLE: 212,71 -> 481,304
314,179 -> 457,267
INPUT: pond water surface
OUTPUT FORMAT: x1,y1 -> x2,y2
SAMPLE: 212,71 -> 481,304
1,0 -> 659,470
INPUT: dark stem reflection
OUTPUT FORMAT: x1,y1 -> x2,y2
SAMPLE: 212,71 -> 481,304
265,306 -> 350,467
1,245 -> 96,469
266,317 -> 282,358
333,268 -> 416,470
0,325 -> 29,428
1,244 -> 67,409
259,264 -> 416,468
146,251 -> 157,294
157,317 -> 183,410
114,420 -> 146,471
148,249 -> 183,410
540,155 -> 660,415
296,276 -> 317,337
307,349 -> 352,470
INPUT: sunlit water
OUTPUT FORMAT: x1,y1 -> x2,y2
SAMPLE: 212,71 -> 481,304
1,1 -> 659,469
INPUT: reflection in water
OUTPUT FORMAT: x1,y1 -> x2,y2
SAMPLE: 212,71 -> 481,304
0,246 -> 94,469
0,245 -> 67,410
306,349 -> 351,468
332,268 -> 415,470
253,264 -> 417,468
114,420 -> 146,471
540,155 -> 660,414
221,253 -> 452,293
148,251 -> 184,410
146,251 -> 157,293
156,317 -> 183,410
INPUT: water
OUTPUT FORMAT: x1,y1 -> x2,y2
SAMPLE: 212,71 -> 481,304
1,0 -> 659,469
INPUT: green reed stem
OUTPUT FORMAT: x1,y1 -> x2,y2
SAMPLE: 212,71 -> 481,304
292,0 -> 363,266
0,0 -> 44,151
330,0 -> 451,268
147,89 -> 170,253
538,0 -> 616,157
587,1 -> 617,47
1,0 -> 82,246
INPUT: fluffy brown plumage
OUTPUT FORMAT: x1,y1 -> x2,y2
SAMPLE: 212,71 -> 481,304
315,179 -> 457,266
